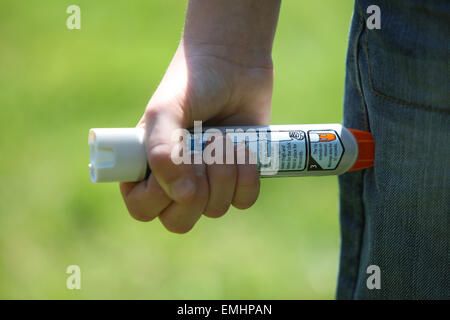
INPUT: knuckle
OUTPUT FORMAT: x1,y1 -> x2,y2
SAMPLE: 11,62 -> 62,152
232,192 -> 259,210
128,208 -> 155,222
125,198 -> 157,222
144,105 -> 162,121
204,205 -> 228,218
232,200 -> 253,210
163,222 -> 194,234
148,143 -> 172,166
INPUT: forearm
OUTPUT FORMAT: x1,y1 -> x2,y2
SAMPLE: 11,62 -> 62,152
182,0 -> 281,68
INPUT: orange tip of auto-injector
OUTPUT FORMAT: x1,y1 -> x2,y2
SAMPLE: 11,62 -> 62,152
347,129 -> 375,172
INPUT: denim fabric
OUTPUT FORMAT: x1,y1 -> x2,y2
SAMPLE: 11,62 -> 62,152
337,0 -> 449,299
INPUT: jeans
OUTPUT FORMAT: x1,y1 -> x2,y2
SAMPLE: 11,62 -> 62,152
337,0 -> 449,299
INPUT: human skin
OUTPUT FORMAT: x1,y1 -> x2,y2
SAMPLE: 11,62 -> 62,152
120,0 -> 281,233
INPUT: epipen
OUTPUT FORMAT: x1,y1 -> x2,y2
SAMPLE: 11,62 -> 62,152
88,124 -> 374,183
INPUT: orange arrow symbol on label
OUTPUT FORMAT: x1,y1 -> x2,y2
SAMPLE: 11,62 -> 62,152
318,133 -> 336,142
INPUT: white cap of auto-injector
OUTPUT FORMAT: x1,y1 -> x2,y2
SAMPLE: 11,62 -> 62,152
88,128 -> 147,183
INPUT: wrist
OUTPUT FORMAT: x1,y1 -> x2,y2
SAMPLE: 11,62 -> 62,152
180,38 -> 274,70
182,0 -> 280,69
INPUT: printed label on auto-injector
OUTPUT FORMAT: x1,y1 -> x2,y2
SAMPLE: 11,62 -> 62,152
258,130 -> 307,172
307,130 -> 344,170
277,131 -> 307,171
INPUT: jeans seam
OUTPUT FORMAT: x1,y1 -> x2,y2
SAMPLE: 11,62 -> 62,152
347,12 -> 369,300
354,169 -> 372,300
353,16 -> 370,132
363,32 -> 450,115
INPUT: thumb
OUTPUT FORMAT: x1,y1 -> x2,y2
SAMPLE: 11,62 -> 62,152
143,105 -> 197,204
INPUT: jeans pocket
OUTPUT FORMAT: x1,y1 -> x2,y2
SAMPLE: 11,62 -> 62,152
361,10 -> 449,114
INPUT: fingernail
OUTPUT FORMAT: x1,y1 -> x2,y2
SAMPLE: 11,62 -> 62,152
171,177 -> 196,202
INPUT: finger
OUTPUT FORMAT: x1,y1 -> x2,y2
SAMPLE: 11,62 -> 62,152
120,174 -> 172,222
232,144 -> 260,210
159,164 -> 209,233
202,136 -> 237,218
204,162 -> 237,218
144,106 -> 197,204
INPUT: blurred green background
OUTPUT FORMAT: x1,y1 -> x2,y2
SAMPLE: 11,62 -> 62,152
0,1 -> 354,299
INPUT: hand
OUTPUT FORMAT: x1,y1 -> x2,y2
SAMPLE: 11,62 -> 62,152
120,0 -> 280,233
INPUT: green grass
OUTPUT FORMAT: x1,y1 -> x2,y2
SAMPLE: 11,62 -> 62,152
0,0 -> 354,299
